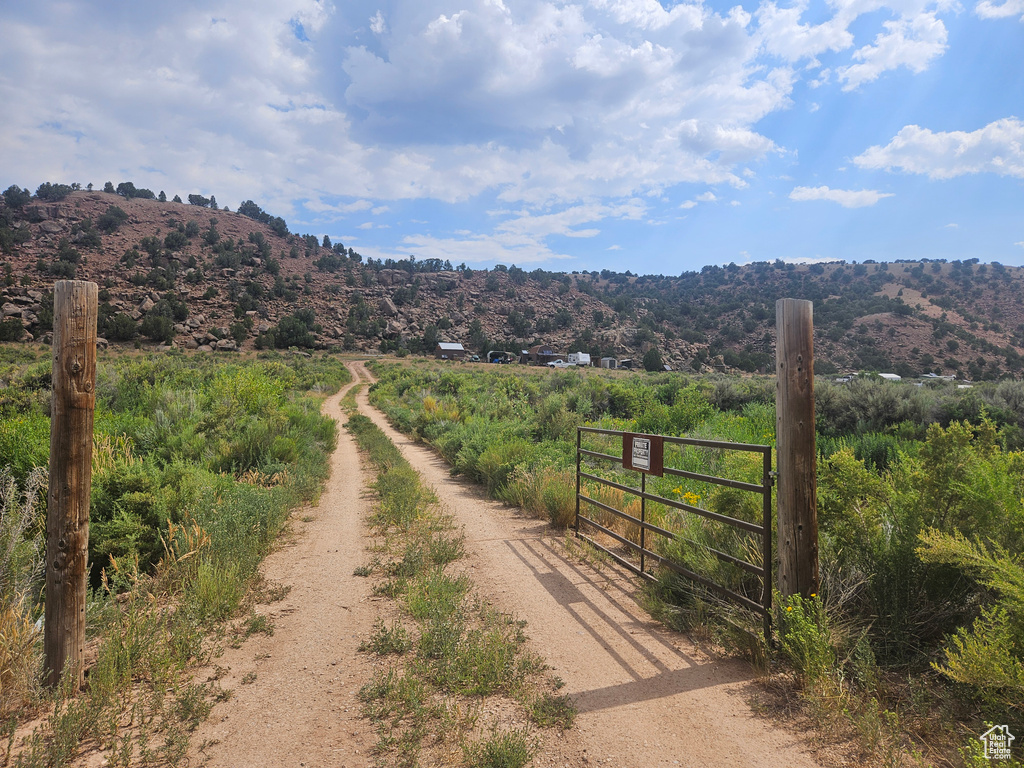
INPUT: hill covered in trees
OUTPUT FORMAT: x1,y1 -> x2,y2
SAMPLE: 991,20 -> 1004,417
2,181 -> 1024,379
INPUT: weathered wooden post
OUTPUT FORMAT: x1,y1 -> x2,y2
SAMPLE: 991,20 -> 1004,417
775,298 -> 819,598
44,280 -> 98,690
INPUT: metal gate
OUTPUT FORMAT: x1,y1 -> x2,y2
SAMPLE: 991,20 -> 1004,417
575,427 -> 774,638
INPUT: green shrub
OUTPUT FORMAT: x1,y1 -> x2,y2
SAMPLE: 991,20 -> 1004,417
777,593 -> 836,686
918,530 -> 1024,716
90,463 -> 168,584
476,438 -> 536,493
0,414 -> 50,482
463,728 -> 537,768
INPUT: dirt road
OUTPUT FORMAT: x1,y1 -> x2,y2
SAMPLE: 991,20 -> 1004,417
190,375 -> 378,768
190,362 -> 823,768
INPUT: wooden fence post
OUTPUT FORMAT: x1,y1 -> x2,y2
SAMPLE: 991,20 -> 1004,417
775,298 -> 819,598
44,280 -> 98,690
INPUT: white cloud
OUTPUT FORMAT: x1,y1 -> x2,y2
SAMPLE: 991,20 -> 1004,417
607,244 -> 622,250
789,185 -> 894,207
1016,241 -> 1024,248
0,0 -> 972,251
357,222 -> 374,229
836,12 -> 948,90
496,200 -> 644,239
779,254 -> 837,263
304,198 -> 375,214
755,1 -> 852,62
975,0 -> 1024,18
680,191 -> 718,208
364,231 -> 572,267
944,222 -> 958,228
370,11 -> 387,35
855,118 -> 1024,178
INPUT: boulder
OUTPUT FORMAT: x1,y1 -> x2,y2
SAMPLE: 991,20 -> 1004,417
2,303 -> 21,317
379,297 -> 399,317
39,221 -> 63,234
215,338 -> 237,351
138,297 -> 155,313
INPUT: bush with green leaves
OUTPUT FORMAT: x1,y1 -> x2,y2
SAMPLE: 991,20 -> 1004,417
272,308 -> 320,349
96,204 -> 129,233
369,362 -> 1024,737
918,530 -> 1024,718
35,181 -> 74,201
0,318 -> 23,342
2,185 -> 32,209
0,353 -> 350,760
100,311 -> 138,342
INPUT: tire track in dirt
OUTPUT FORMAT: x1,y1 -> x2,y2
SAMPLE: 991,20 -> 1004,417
189,371 -> 379,768
352,361 -> 823,768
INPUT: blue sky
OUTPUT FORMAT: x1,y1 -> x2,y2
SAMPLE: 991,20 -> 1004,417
1,0 -> 1021,274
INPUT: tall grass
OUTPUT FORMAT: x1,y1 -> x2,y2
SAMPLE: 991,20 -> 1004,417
0,351 -> 349,765
368,361 -> 1024,764
0,467 -> 45,722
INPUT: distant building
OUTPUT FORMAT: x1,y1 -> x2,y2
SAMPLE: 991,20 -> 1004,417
600,357 -> 617,369
434,342 -> 467,360
878,373 -> 901,381
526,344 -> 565,365
568,352 -> 591,366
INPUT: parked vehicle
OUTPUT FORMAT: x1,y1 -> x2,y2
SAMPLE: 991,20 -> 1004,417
546,359 -> 571,368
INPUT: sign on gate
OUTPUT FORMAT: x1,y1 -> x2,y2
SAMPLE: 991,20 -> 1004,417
622,433 -> 664,476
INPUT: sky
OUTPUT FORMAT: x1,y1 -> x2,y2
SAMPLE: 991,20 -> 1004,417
0,1 -> 1022,276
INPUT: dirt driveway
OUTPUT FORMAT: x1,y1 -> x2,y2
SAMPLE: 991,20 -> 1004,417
189,362 -> 822,768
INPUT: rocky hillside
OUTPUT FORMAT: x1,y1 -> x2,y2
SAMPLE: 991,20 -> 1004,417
1,188 -> 1023,379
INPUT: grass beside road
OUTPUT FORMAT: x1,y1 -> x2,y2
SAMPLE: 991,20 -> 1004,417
1,351 -> 349,767
345,410 -> 574,768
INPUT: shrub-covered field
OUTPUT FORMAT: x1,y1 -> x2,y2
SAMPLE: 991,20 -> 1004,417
369,360 -> 1024,764
0,346 -> 348,765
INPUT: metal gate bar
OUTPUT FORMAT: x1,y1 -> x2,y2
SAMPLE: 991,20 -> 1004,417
575,426 -> 774,640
